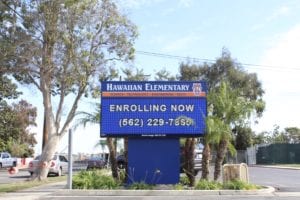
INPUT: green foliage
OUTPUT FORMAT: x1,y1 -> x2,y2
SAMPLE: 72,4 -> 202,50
284,127 -> 300,143
173,184 -> 185,190
195,179 -> 222,190
0,74 -> 21,102
179,174 -> 190,186
6,138 -> 34,157
155,69 -> 176,81
118,169 -> 126,183
0,100 -> 36,156
72,170 -> 121,189
254,126 -> 300,145
127,181 -> 154,190
195,179 -> 260,190
122,67 -> 149,81
223,180 -> 261,190
233,126 -> 255,150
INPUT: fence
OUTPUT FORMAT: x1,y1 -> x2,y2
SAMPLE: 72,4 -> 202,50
256,143 -> 300,164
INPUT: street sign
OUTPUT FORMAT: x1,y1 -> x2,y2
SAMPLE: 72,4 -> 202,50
100,81 -> 207,137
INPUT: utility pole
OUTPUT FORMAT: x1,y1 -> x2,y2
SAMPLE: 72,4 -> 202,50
67,129 -> 73,189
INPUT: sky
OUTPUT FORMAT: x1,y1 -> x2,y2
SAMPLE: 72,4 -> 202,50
21,0 -> 300,155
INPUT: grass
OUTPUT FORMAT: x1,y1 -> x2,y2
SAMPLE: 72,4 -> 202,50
0,175 -> 66,193
72,170 -> 121,189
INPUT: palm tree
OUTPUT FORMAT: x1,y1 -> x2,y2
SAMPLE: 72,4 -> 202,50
201,115 -> 225,180
75,103 -> 119,179
209,82 -> 254,181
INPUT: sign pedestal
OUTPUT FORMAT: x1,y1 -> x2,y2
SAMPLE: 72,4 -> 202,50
127,138 -> 180,184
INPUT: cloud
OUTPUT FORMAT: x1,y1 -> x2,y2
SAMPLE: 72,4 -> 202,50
260,25 -> 300,68
253,25 -> 300,132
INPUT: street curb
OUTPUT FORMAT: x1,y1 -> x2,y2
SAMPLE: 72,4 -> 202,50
53,186 -> 275,196
251,165 -> 300,170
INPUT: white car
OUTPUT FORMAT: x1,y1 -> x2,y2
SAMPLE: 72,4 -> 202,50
28,154 -> 68,176
0,152 -> 17,168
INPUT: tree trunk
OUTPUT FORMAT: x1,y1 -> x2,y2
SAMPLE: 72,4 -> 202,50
42,111 -> 48,150
124,137 -> 128,183
107,138 -> 119,180
201,142 -> 211,180
214,138 -> 228,181
33,134 -> 60,181
184,138 -> 195,186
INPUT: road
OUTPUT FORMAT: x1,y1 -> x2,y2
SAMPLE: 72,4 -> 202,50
249,166 -> 300,192
0,169 -> 30,184
0,162 -> 87,184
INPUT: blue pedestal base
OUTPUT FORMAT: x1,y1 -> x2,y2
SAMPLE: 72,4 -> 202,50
127,138 -> 180,184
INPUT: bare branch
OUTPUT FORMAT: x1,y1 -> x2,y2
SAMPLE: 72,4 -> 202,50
58,84 -> 86,137
28,74 -> 41,91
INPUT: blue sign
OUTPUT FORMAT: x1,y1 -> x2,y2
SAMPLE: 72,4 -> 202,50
100,81 -> 207,137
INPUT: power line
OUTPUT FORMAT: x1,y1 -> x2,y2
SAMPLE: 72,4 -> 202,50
136,50 -> 300,72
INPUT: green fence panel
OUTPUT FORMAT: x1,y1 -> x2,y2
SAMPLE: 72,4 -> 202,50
256,144 -> 300,164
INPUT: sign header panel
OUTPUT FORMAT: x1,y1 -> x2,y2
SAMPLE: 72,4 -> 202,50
100,81 -> 207,137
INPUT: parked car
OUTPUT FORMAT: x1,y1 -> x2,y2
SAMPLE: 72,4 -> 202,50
180,147 -> 203,176
0,152 -> 17,168
28,154 -> 68,176
86,157 -> 106,170
116,155 -> 126,169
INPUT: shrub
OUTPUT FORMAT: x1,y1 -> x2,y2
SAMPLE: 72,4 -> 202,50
72,170 -> 121,189
223,180 -> 261,190
195,179 -> 222,190
179,175 -> 190,186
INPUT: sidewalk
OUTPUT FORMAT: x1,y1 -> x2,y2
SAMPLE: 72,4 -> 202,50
0,181 -> 67,200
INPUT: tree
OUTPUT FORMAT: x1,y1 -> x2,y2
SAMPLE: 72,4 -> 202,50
155,68 -> 176,81
1,66 -> 35,156
210,82 -> 254,180
179,48 -> 265,114
178,48 -> 265,180
0,100 -> 37,156
0,74 -> 20,102
253,131 -> 270,145
0,0 -> 137,180
284,127 -> 300,144
233,126 -> 254,150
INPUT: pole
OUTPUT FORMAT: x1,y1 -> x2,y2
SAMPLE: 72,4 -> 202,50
67,129 -> 73,189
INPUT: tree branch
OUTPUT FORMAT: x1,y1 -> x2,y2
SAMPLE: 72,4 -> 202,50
58,84 -> 86,137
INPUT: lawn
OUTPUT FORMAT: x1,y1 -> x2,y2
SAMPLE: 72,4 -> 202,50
0,176 -> 66,193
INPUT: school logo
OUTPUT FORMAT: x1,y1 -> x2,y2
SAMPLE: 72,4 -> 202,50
192,83 -> 202,96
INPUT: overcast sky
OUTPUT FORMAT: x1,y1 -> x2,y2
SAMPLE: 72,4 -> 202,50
25,0 -> 300,154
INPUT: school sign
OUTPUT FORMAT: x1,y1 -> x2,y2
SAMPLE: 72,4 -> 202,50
100,81 -> 207,137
